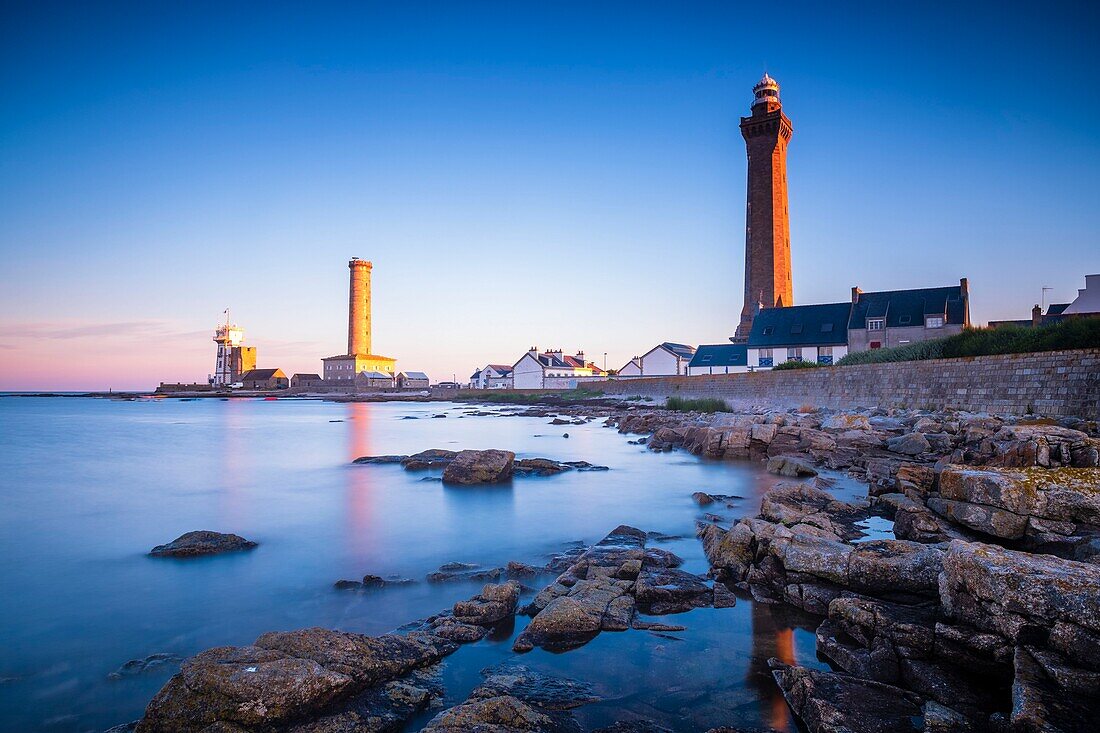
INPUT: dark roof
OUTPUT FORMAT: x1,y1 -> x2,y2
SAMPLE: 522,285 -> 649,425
241,369 -> 284,380
747,303 -> 852,347
849,285 -> 966,330
1046,303 -> 1070,316
399,371 -> 429,380
658,342 -> 697,360
689,344 -> 748,368
292,373 -> 321,380
486,364 -> 512,372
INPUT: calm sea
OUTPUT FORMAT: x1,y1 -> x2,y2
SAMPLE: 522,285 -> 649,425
0,396 -> 833,732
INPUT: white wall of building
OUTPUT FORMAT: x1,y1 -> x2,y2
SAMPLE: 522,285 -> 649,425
511,354 -> 545,389
747,345 -> 848,370
686,364 -> 749,376
640,348 -> 681,376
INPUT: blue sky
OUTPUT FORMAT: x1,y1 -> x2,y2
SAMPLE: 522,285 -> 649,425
1,1 -> 1098,389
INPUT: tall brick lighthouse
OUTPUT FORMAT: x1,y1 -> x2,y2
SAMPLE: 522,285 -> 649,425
734,73 -> 794,341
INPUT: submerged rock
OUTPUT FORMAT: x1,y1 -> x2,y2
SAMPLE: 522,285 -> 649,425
149,531 -> 257,558
421,664 -> 595,732
107,653 -> 183,680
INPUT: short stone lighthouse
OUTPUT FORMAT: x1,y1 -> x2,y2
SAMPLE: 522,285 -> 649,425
322,258 -> 396,382
347,257 -> 372,355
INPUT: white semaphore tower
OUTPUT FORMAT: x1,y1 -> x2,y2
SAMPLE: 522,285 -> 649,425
212,310 -> 248,386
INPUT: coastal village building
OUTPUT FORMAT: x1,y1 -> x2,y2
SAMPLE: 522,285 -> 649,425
617,357 -> 643,377
734,73 -> 794,341
397,371 -> 430,389
626,342 -> 697,376
240,368 -> 289,390
511,348 -> 606,389
746,302 -> 851,370
357,371 -> 394,389
290,373 -> 323,389
469,364 -> 513,389
687,344 -> 749,375
322,258 -> 398,383
847,280 -> 970,351
990,273 -> 1100,328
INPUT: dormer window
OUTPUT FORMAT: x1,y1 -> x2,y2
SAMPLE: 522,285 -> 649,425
762,326 -> 774,335
926,316 -> 944,328
867,318 -> 885,331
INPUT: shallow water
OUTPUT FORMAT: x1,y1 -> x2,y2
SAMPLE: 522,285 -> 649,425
0,396 -> 836,732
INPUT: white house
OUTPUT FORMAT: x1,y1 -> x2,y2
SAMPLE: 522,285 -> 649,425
746,302 -> 851,371
687,344 -> 749,375
511,348 -> 606,389
617,356 -> 643,376
471,364 -> 513,389
627,342 -> 697,376
1063,273 -> 1100,315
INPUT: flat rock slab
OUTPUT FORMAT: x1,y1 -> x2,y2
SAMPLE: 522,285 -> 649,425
769,660 -> 923,733
149,531 -> 257,558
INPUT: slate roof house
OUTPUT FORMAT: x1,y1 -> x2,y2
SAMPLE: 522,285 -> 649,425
511,348 -> 606,389
290,373 -> 323,389
990,273 -> 1099,328
747,303 -> 851,370
469,364 -> 513,389
396,371 -> 430,389
240,368 -> 289,390
619,342 -> 697,377
356,370 -> 394,389
687,344 -> 749,375
847,279 -> 970,352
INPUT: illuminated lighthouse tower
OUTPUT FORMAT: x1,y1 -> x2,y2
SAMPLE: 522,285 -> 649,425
212,312 -> 255,386
734,72 -> 794,341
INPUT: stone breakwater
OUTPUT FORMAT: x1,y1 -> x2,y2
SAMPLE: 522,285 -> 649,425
126,401 -> 1099,732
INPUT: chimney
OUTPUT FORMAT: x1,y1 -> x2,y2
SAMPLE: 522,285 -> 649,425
550,348 -> 563,360
851,286 -> 863,304
575,350 -> 585,363
959,277 -> 970,327
528,346 -> 539,356
1032,304 -> 1042,326
347,258 -> 373,355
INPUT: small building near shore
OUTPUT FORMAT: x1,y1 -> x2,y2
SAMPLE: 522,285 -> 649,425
397,371 -> 430,389
628,342 -> 697,376
291,373 -> 323,389
240,368 -> 289,390
511,347 -> 606,389
357,370 -> 394,389
687,344 -> 749,375
747,302 -> 850,370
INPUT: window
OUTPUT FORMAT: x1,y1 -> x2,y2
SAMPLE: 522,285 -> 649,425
701,355 -> 712,362
867,318 -> 885,331
818,346 -> 833,365
786,347 -> 802,362
762,326 -> 774,335
758,348 -> 773,367
899,315 -> 912,325
926,316 -> 944,328
821,323 -> 833,332
790,324 -> 803,334
870,341 -> 882,349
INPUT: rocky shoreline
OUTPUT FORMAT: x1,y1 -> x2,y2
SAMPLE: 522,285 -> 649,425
122,401 -> 1098,732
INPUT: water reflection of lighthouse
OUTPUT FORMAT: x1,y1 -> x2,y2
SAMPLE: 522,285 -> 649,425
344,402 -> 376,558
746,601 -> 797,730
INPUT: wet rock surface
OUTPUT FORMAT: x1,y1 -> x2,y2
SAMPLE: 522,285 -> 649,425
421,664 -> 596,732
513,525 -> 711,652
149,530 -> 257,558
354,448 -> 607,481
136,629 -> 457,732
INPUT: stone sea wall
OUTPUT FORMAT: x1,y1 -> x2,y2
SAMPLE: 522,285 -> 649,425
593,349 -> 1100,419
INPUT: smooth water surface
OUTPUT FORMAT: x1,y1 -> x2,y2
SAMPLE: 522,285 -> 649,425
0,397 -> 830,732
